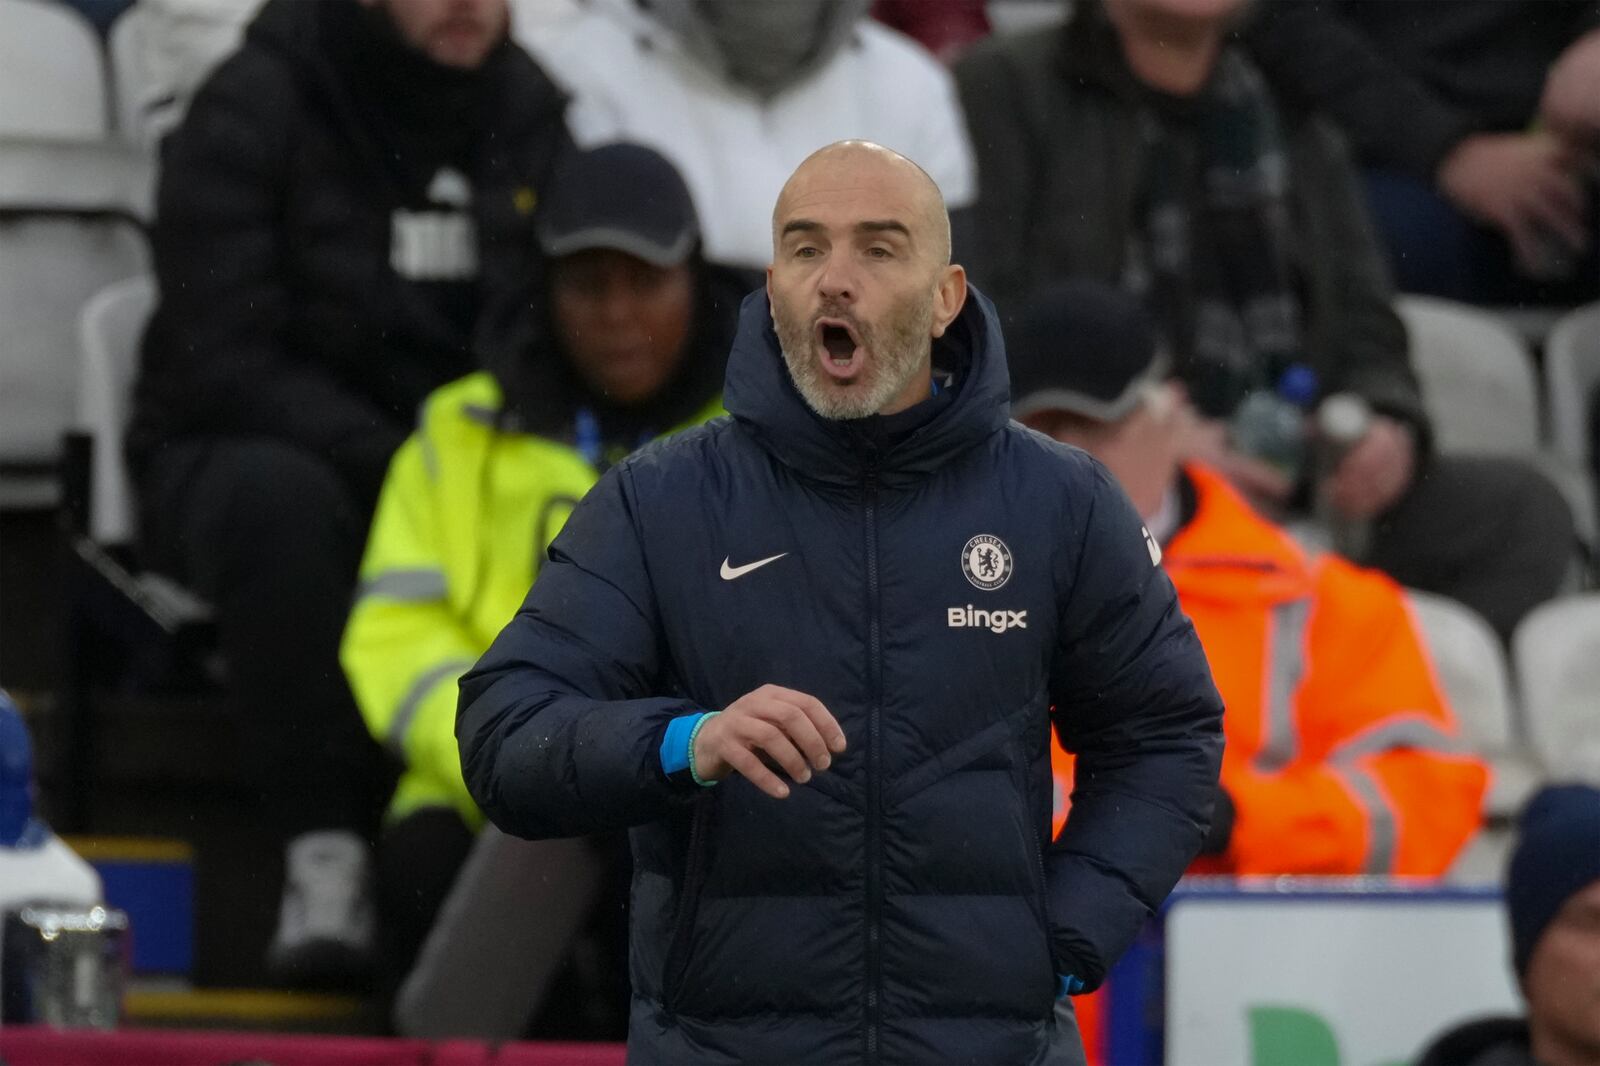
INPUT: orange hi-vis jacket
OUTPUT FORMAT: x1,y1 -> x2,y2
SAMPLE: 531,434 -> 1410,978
1052,463 -> 1487,875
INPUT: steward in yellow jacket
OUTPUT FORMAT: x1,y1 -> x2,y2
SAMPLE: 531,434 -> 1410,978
342,369 -> 727,829
343,144 -> 741,838
1012,280 -> 1487,878
339,144 -> 745,1005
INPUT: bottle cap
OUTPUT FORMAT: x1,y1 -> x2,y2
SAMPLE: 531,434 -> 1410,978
1275,364 -> 1320,409
1318,392 -> 1372,446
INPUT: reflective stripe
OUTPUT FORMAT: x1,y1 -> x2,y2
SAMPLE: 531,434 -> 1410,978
463,403 -> 500,427
1329,716 -> 1467,761
357,568 -> 448,604
420,434 -> 440,483
1256,598 -> 1310,772
1335,764 -> 1397,874
387,657 -> 476,758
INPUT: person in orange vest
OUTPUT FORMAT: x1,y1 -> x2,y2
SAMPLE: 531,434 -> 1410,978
1011,280 -> 1488,877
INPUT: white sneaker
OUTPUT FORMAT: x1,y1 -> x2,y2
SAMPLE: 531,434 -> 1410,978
266,830 -> 374,986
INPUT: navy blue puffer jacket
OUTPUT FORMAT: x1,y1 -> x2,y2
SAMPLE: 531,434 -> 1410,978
458,287 -> 1224,1065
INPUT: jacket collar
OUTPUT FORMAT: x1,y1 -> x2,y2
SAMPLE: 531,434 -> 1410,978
723,286 -> 1012,488
1165,462 -> 1317,604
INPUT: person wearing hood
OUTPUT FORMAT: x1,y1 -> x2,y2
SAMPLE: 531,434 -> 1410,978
515,0 -> 976,272
1010,281 -> 1488,880
456,140 -> 1224,1065
127,0 -> 572,984
340,142 -> 736,999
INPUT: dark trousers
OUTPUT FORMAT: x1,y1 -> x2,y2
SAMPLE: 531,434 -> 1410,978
136,436 -> 392,840
1365,454 -> 1577,642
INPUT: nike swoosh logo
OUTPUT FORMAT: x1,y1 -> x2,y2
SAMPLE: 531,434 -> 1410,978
720,553 -> 789,581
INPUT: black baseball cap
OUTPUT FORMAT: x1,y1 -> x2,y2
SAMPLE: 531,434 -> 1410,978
1008,279 -> 1168,423
537,142 -> 700,267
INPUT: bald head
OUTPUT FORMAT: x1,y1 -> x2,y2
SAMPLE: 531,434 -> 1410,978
772,141 -> 952,268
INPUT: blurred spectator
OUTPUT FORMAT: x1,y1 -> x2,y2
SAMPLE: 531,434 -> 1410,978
114,0 -> 575,149
517,0 -> 975,270
340,143 -> 739,1000
1247,1 -> 1600,305
956,0 -> 1575,641
1013,282 -> 1487,876
872,0 -> 991,64
1417,783 -> 1600,1065
127,0 -> 571,986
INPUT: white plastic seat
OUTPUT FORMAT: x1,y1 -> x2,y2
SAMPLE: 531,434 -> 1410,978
0,0 -> 109,138
1406,590 -> 1540,821
1398,295 -> 1597,549
107,0 -> 262,147
0,140 -> 152,504
1512,594 -> 1600,781
1545,303 -> 1600,474
77,275 -> 158,545
1397,295 -> 1541,456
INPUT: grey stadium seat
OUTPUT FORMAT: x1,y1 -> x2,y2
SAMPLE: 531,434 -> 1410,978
0,0 -> 107,139
76,274 -> 157,545
1406,590 -> 1541,822
0,140 -> 151,506
1513,593 -> 1600,782
1397,295 -> 1596,551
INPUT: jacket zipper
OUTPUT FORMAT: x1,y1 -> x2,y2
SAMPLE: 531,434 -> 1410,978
662,798 -> 713,1014
863,467 -> 883,1063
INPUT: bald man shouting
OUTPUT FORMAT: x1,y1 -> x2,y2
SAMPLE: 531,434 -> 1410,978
458,141 -> 1223,1065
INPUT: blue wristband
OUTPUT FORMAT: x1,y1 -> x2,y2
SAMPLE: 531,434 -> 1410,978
659,713 -> 707,776
686,711 -> 721,787
1057,974 -> 1086,999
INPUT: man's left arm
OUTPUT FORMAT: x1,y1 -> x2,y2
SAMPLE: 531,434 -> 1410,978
1046,463 -> 1225,992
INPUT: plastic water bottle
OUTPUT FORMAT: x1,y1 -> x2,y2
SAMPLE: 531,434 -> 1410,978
2,692 -> 109,1028
1229,364 -> 1319,484
1314,392 -> 1375,558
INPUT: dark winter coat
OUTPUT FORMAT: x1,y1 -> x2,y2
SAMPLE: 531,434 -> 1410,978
458,286 -> 1224,1064
129,0 -> 571,508
954,13 -> 1430,439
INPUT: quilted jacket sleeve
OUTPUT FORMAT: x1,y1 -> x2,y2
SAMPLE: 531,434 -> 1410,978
1046,462 -> 1225,990
456,463 -> 699,839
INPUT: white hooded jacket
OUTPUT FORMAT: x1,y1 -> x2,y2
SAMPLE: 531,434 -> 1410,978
517,0 -> 976,269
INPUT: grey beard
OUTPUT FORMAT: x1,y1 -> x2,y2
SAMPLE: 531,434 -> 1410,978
775,303 -> 933,421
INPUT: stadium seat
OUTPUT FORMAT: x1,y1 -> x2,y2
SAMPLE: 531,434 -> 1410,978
106,0 -> 261,147
1406,590 -> 1540,823
76,274 -> 156,545
0,0 -> 109,139
0,138 -> 152,507
1512,593 -> 1600,781
1398,295 -> 1597,551
1397,296 -> 1541,456
1544,303 -> 1600,476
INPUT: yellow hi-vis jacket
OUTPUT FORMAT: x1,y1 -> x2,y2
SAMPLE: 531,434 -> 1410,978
340,369 -> 725,826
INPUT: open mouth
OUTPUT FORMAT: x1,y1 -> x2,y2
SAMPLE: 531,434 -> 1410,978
815,318 -> 864,380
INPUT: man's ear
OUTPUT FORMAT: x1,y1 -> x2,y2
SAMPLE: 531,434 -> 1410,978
929,265 -> 968,339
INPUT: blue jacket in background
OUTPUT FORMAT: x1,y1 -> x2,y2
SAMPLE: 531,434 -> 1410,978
458,286 -> 1224,1064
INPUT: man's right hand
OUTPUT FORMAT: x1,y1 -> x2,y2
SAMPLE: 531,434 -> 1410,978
1436,132 -> 1591,275
693,685 -> 848,799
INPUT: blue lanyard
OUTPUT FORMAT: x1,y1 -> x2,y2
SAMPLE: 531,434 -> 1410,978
574,406 -> 603,467
574,405 -> 654,470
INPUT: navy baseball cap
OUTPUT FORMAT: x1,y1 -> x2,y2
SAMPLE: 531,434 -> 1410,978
1008,280 -> 1168,423
537,142 -> 700,268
